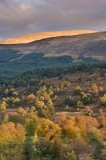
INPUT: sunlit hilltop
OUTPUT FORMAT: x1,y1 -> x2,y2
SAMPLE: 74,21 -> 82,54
0,30 -> 96,44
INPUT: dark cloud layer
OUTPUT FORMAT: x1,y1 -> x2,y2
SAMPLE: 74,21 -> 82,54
0,0 -> 106,39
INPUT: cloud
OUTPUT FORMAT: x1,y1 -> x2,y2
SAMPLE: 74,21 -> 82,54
0,0 -> 106,39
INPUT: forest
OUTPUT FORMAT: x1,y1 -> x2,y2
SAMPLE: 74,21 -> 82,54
0,62 -> 106,160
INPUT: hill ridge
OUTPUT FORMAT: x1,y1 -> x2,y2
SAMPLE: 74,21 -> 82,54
0,30 -> 96,44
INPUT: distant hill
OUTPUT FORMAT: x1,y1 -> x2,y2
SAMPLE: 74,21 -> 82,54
0,31 -> 106,77
0,30 -> 95,44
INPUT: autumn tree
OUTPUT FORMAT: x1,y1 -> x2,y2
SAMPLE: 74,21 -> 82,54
0,122 -> 26,160
29,106 -> 36,113
81,93 -> 93,105
36,118 -> 61,141
87,127 -> 103,158
25,113 -> 38,137
74,86 -> 82,95
26,94 -> 36,103
0,101 -> 7,112
100,94 -> 106,106
35,87 -> 55,119
18,107 -> 25,115
91,83 -> 98,96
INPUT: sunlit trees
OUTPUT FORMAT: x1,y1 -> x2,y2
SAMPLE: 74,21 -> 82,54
48,87 -> 54,96
100,94 -> 106,106
26,94 -> 36,103
87,127 -> 103,158
25,113 -> 38,137
12,91 -> 18,96
81,93 -> 93,105
91,83 -> 99,96
36,118 -> 61,141
35,87 -> 55,119
0,64 -> 105,160
0,101 -> 7,112
2,114 -> 9,124
0,122 -> 26,160
74,86 -> 82,95
62,122 -> 79,139
87,127 -> 103,147
18,107 -> 25,115
75,116 -> 99,138
57,116 -> 80,140
25,114 -> 62,160
97,112 -> 106,129
83,157 -> 94,160
29,106 -> 36,113
24,113 -> 38,160
84,107 -> 94,117
2,97 -> 20,108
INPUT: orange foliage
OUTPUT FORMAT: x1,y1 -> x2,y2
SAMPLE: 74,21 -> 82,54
36,118 -> 61,141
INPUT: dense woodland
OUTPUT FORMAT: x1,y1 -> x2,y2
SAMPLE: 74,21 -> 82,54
0,62 -> 106,160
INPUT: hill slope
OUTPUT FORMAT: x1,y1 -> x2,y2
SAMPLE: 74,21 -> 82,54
0,31 -> 106,77
0,30 -> 95,44
0,31 -> 106,58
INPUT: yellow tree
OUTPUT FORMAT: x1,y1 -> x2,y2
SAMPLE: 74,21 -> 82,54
0,122 -> 26,160
100,94 -> 106,106
36,118 -> 61,141
91,83 -> 98,96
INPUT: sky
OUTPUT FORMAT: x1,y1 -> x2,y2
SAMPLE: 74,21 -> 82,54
0,0 -> 106,39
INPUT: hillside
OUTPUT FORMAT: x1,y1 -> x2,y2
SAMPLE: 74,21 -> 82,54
0,31 -> 106,77
0,30 -> 95,44
0,31 -> 106,160
0,66 -> 106,160
0,31 -> 106,58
